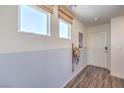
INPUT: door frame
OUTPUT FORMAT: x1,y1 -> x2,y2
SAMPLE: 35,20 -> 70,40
87,30 -> 110,70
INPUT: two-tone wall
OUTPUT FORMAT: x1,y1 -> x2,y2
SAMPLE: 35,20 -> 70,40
0,5 -> 87,87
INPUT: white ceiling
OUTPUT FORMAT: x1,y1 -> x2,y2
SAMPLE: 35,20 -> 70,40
68,5 -> 124,27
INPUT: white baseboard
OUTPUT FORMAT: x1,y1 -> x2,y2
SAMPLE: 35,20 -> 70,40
60,65 -> 87,88
110,72 -> 124,80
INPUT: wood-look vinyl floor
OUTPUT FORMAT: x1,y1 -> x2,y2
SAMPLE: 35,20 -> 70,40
65,65 -> 124,88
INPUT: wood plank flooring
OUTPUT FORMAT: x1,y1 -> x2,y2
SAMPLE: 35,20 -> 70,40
65,65 -> 124,88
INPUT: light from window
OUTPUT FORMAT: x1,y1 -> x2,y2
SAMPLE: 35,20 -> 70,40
19,5 -> 50,36
59,19 -> 71,39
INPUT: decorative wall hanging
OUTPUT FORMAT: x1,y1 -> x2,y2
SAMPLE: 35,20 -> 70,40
72,43 -> 80,72
79,32 -> 83,48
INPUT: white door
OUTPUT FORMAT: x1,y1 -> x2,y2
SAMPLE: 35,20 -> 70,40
88,31 -> 108,68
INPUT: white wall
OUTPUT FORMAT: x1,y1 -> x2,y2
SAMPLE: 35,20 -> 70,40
0,5 -> 70,53
0,5 -> 87,87
111,16 -> 124,79
0,5 -> 86,53
72,18 -> 87,48
87,24 -> 110,69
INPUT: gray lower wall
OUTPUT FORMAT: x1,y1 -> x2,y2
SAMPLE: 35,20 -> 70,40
0,48 -> 87,88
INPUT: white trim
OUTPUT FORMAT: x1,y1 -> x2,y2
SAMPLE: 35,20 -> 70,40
59,19 -> 71,40
60,65 -> 87,88
87,31 -> 110,70
47,13 -> 51,36
110,73 -> 124,80
18,5 -> 51,36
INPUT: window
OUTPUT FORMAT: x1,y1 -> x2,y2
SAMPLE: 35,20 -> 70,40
19,5 -> 50,36
59,19 -> 71,39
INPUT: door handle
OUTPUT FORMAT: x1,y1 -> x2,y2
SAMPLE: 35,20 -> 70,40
105,47 -> 108,53
105,47 -> 108,50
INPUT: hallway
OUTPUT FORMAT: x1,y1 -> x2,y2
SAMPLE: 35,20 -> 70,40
65,65 -> 124,88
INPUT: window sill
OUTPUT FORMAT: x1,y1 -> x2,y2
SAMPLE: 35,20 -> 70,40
18,31 -> 50,37
59,37 -> 71,40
